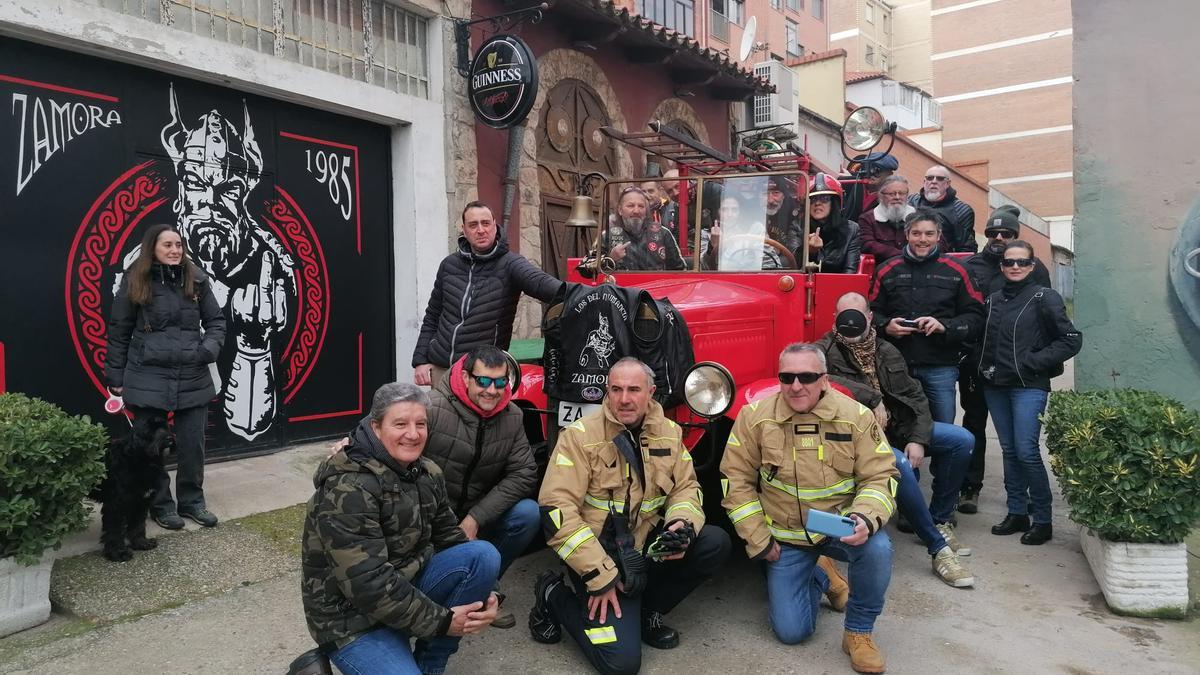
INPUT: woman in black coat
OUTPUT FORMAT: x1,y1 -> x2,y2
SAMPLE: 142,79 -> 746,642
805,173 -> 862,274
976,240 -> 1081,545
105,224 -> 226,530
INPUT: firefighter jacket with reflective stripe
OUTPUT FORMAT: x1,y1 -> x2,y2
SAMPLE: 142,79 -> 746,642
720,389 -> 899,559
538,401 -> 705,594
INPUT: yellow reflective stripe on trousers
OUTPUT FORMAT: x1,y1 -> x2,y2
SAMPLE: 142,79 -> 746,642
727,499 -> 764,524
858,488 -> 896,515
585,626 -> 617,644
556,526 -> 595,560
666,501 -> 704,519
759,469 -> 856,501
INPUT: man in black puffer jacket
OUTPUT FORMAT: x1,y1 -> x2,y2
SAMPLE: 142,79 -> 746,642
908,165 -> 977,253
414,202 -> 563,386
870,210 -> 984,426
426,346 -> 538,628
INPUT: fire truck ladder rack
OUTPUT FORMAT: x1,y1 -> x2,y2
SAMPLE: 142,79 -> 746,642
601,122 -> 810,176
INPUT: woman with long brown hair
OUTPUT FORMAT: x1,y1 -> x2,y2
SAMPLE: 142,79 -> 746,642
105,224 -> 226,530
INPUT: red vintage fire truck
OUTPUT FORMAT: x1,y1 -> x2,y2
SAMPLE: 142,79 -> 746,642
508,108 -> 897,508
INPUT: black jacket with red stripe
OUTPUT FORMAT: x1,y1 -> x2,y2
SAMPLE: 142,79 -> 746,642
869,247 -> 985,367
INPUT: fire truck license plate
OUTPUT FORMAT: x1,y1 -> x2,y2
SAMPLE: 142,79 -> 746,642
557,401 -> 600,427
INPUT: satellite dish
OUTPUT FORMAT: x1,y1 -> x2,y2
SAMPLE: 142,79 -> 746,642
739,16 -> 758,62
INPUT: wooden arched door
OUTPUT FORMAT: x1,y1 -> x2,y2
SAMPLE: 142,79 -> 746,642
537,79 -> 617,279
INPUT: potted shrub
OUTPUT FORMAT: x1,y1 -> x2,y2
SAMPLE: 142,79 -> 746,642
1044,389 -> 1199,618
0,392 -> 107,637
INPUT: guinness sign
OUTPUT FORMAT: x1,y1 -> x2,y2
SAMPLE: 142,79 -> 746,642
468,35 -> 538,129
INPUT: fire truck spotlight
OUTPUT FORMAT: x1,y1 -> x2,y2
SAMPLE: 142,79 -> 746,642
842,107 -> 888,151
684,362 -> 734,418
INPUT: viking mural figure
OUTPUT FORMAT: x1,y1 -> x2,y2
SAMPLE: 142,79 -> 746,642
580,314 -> 616,368
159,84 -> 296,441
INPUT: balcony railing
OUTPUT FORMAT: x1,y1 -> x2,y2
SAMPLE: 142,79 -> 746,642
710,10 -> 729,42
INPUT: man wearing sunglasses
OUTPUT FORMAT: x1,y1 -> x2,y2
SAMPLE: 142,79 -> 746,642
533,358 -> 728,674
908,165 -> 978,253
956,206 -> 1051,515
721,343 -> 898,674
423,345 -> 538,629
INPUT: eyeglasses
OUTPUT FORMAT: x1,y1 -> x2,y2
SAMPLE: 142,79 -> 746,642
1000,258 -> 1035,268
879,191 -> 909,199
985,230 -> 1016,240
924,175 -> 949,182
778,371 -> 824,385
469,373 -> 509,389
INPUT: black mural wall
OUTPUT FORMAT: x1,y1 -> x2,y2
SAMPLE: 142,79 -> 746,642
0,37 -> 395,457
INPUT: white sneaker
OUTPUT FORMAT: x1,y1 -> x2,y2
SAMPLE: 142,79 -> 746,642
936,522 -> 972,556
933,546 -> 975,588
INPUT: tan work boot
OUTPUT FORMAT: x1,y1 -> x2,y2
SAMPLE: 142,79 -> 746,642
842,630 -> 886,673
817,555 -> 849,612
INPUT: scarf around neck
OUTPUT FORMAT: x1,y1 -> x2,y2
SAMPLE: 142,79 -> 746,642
833,326 -> 881,393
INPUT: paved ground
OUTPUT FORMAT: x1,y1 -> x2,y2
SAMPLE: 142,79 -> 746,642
3,365 -> 1198,674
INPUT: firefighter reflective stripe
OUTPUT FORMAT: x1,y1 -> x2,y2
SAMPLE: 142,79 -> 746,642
585,626 -> 617,644
727,433 -> 741,447
874,440 -> 891,454
666,501 -> 704,519
584,495 -> 626,512
888,477 -> 898,497
557,526 -> 595,560
548,508 -> 563,530
759,469 -> 856,501
858,488 -> 896,515
721,478 -> 730,497
640,495 -> 668,512
727,499 -> 764,524
569,419 -> 586,433
681,449 -> 693,462
765,515 -> 825,544
556,453 -> 575,467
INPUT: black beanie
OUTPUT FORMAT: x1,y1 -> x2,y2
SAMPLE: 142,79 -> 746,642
985,204 -> 1020,235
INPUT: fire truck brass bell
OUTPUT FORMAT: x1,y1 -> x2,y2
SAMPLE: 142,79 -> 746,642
565,194 -> 597,230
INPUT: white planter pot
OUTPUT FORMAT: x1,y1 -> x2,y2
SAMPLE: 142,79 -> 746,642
1078,526 -> 1190,619
0,553 -> 54,637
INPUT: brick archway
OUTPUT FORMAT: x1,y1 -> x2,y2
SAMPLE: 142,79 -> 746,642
649,97 -> 712,146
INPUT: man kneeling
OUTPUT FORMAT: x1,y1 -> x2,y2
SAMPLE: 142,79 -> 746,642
531,358 -> 731,675
721,344 -> 898,674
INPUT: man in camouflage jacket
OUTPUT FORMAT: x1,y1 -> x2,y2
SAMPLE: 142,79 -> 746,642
528,358 -> 730,675
301,386 -> 500,675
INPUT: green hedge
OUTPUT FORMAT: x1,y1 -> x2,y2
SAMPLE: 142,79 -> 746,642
1044,389 -> 1200,544
0,393 -> 107,564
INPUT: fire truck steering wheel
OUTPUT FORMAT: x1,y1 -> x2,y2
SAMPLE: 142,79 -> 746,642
720,234 -> 798,270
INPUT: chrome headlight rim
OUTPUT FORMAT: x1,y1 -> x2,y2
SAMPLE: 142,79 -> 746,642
683,361 -> 735,419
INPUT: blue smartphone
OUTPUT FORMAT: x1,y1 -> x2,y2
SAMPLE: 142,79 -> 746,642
805,509 -> 856,538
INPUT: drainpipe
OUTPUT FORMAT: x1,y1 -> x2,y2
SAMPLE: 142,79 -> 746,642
500,125 -> 525,239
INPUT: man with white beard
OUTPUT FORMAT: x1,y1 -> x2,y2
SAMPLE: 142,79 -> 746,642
605,186 -> 685,271
908,165 -> 977,253
859,176 -> 937,262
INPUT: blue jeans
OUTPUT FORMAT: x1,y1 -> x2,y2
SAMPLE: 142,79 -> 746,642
330,540 -> 500,675
765,532 -> 893,641
478,498 -> 540,578
892,449 -> 946,556
911,365 -> 959,424
984,387 -> 1052,525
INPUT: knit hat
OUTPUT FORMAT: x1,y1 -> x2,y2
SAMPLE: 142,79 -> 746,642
985,204 -> 1021,235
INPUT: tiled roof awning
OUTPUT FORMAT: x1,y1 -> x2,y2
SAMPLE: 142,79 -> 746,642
531,0 -> 774,99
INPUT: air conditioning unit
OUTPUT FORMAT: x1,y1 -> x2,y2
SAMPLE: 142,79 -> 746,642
751,60 -> 798,129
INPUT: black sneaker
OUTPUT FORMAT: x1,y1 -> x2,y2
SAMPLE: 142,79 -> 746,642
957,491 -> 979,514
492,591 -> 516,629
179,507 -> 219,527
641,610 -> 680,649
528,571 -> 563,644
153,512 -> 185,530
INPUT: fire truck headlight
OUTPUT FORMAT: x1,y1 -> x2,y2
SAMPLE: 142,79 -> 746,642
684,362 -> 734,418
843,106 -> 887,151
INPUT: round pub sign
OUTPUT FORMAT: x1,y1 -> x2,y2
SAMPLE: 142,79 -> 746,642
469,35 -> 538,129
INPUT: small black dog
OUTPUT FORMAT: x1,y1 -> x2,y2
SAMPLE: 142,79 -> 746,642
94,413 -> 172,562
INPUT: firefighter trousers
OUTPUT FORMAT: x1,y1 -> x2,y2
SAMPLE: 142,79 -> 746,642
547,525 -> 731,675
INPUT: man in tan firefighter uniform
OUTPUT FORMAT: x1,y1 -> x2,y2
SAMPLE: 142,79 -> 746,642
721,343 -> 898,674
530,357 -> 731,675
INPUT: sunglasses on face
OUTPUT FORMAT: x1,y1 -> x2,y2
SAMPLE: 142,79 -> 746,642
924,175 -> 949,182
469,373 -> 509,389
985,230 -> 1016,240
810,195 -> 833,204
778,371 -> 824,385
1001,258 -> 1035,268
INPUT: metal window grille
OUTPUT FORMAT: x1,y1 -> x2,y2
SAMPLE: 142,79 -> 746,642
638,0 -> 695,36
86,0 -> 430,99
752,62 -> 774,126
